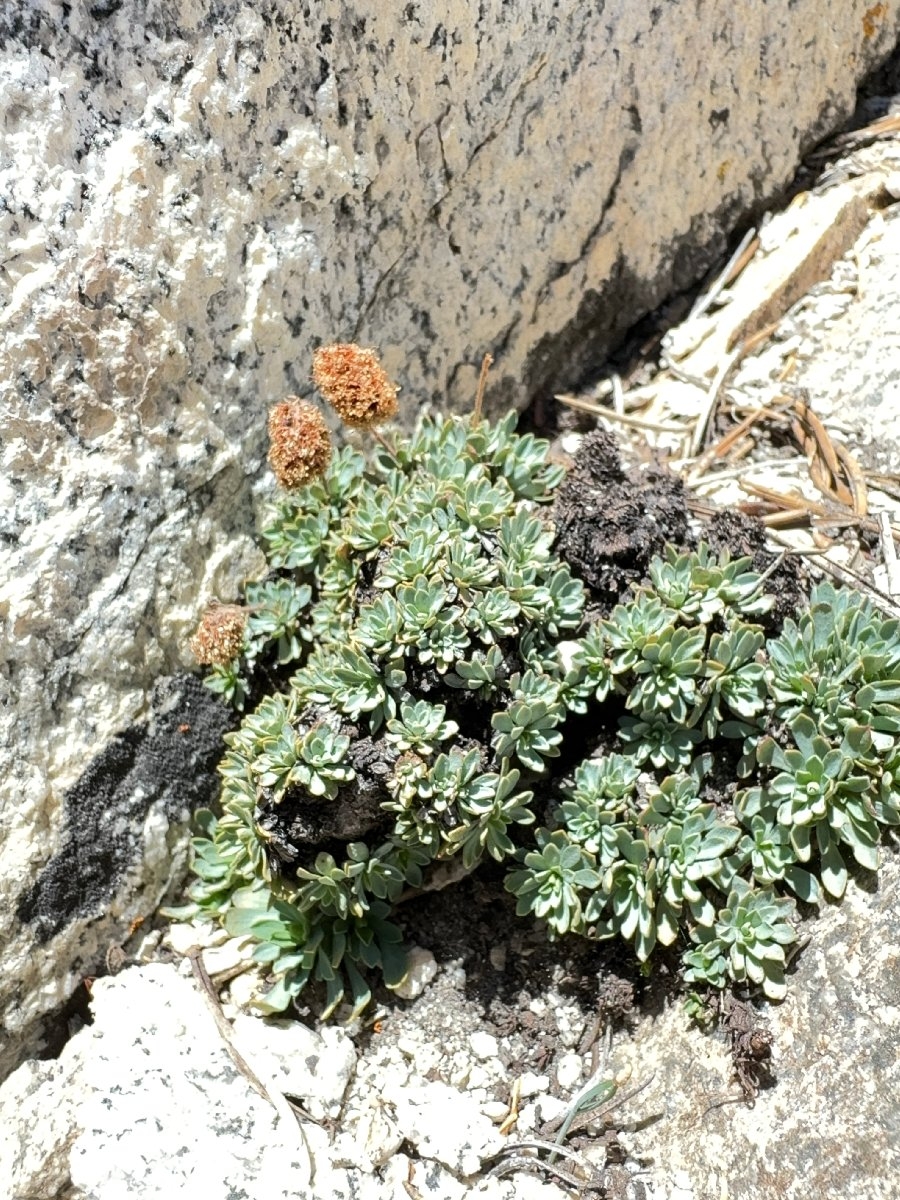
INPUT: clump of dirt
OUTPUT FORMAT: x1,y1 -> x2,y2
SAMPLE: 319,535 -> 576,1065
256,717 -> 397,869
704,507 -> 809,636
554,429 -> 807,630
553,429 -> 690,606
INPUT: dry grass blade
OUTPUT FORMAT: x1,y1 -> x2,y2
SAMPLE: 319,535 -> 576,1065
864,472 -> 900,504
689,226 -> 759,321
687,397 -> 797,480
689,344 -> 744,455
833,440 -> 868,516
791,397 -> 853,506
555,392 -> 688,434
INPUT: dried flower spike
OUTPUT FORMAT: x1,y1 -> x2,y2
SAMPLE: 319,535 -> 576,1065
312,343 -> 399,428
267,398 -> 333,489
190,604 -> 247,666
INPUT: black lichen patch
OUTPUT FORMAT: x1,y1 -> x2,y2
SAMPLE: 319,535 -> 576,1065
553,429 -> 689,605
16,674 -> 234,943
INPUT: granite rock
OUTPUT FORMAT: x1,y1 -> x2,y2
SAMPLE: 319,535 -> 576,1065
3,0 -> 900,1079
231,1012 -> 357,1121
0,963 -> 312,1200
614,854 -> 900,1200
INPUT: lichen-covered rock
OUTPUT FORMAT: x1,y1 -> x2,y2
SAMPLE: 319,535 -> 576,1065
1,675 -> 234,1077
2,0 -> 899,1078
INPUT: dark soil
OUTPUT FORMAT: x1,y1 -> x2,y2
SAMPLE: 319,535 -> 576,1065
553,429 -> 690,607
703,507 -> 810,636
365,868 -> 647,1088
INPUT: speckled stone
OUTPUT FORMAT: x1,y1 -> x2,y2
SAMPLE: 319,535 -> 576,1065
3,0 -> 899,1081
612,855 -> 900,1200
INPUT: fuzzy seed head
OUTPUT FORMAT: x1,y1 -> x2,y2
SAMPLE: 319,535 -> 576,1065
267,398 -> 333,489
190,604 -> 247,666
312,343 -> 399,428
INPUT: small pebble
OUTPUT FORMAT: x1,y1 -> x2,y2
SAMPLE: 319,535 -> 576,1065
558,1024 -> 579,1049
469,1031 -> 500,1061
134,929 -> 162,962
226,968 -> 263,1010
393,946 -> 438,999
449,1064 -> 471,1088
202,937 -> 252,978
556,1052 -> 584,1091
482,1100 -> 510,1122
517,1071 -> 550,1098
163,921 -> 210,957
467,1066 -> 491,1090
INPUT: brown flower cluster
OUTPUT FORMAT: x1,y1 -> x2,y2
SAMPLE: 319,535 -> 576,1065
267,398 -> 333,489
312,343 -> 399,428
189,604 -> 247,666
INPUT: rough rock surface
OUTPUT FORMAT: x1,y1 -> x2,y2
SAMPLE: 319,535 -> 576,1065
0,965 -> 313,1200
3,0 -> 900,1078
616,853 -> 900,1200
2,856 -> 897,1199
733,171 -> 900,474
0,962 -> 559,1200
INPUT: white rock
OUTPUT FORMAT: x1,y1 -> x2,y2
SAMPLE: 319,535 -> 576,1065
383,1078 -> 502,1176
332,1093 -> 403,1171
467,1174 -> 570,1200
231,1013 -> 357,1120
449,1063 -> 472,1088
467,1065 -> 494,1090
517,1071 -> 551,1099
51,964 -> 313,1199
224,966 -> 267,1011
468,1030 -> 500,1061
555,1052 -> 584,1092
482,1099 -> 511,1122
0,1051 -> 83,1200
385,1153 -> 468,1199
394,946 -> 439,999
306,1162 -> 382,1200
134,928 -> 162,962
202,935 -> 254,979
162,919 -> 217,957
523,1094 -> 569,1133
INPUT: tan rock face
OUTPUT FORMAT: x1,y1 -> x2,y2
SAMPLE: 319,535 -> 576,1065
612,856 -> 900,1200
2,1 -> 898,1076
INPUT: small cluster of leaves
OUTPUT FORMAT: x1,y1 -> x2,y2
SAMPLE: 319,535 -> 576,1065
203,578 -> 313,709
180,415 -> 900,1016
510,567 -> 900,1000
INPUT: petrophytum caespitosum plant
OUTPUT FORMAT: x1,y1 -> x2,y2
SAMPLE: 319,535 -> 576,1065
179,345 -> 900,1016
